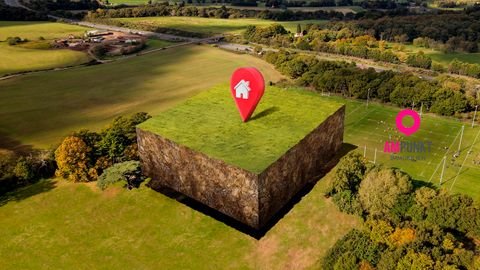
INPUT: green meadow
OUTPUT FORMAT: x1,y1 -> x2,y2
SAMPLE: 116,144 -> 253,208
113,17 -> 327,35
0,21 -> 92,76
0,175 -> 359,269
394,43 -> 480,66
0,45 -> 283,149
139,85 -> 343,173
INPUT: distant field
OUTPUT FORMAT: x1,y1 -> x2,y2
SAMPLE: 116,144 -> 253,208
0,21 -> 92,76
105,0 -> 363,13
206,5 -> 364,14
428,52 -> 480,65
113,17 -> 327,35
0,174 -> 359,269
0,45 -> 283,149
393,43 -> 480,66
320,95 -> 480,200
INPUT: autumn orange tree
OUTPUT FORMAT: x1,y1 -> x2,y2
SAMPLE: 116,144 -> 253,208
54,136 -> 92,182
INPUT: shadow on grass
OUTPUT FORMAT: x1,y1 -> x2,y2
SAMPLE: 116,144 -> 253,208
152,143 -> 357,239
0,179 -> 57,208
250,106 -> 280,121
0,131 -> 34,155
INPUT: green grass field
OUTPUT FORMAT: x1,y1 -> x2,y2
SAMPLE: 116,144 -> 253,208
428,52 -> 480,65
113,17 -> 327,35
0,45 -> 283,149
393,43 -> 480,66
0,21 -> 92,76
139,85 -> 343,173
320,95 -> 480,200
0,175 -> 359,269
144,39 -> 174,50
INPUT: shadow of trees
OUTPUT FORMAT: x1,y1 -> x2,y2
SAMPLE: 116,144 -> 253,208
0,179 -> 57,208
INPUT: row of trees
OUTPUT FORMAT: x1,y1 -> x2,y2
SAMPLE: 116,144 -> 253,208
264,50 -> 478,116
85,2 -> 351,21
0,149 -> 56,195
54,112 -> 150,182
448,59 -> 480,79
413,36 -> 479,54
245,24 -> 480,80
0,112 -> 149,195
27,0 -> 100,11
323,152 -> 480,269
0,1 -> 47,21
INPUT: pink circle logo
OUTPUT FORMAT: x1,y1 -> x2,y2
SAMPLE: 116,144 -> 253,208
395,109 -> 420,136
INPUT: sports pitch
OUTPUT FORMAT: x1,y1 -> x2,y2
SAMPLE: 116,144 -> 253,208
322,95 -> 480,200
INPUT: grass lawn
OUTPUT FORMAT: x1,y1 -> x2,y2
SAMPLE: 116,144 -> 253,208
0,175 -> 359,269
0,45 -> 283,149
139,85 -> 343,173
113,17 -> 327,35
144,39 -> 175,50
0,21 -> 92,76
318,94 -> 480,200
428,52 -> 480,65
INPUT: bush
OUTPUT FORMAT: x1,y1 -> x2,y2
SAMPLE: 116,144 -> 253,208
13,156 -> 35,182
323,229 -> 381,269
332,190 -> 363,216
96,161 -> 142,190
6,36 -> 22,45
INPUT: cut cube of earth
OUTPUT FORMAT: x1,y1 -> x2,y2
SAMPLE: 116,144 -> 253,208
136,85 -> 345,229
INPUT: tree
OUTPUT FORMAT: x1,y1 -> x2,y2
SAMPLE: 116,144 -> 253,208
98,112 -> 150,162
332,190 -> 363,215
406,51 -> 432,69
414,187 -> 437,208
326,152 -> 367,196
96,161 -> 142,190
0,150 -> 16,182
366,218 -> 394,245
358,168 -> 413,218
55,136 -> 92,182
396,251 -> 434,270
333,252 -> 358,270
323,229 -> 381,269
13,156 -> 35,182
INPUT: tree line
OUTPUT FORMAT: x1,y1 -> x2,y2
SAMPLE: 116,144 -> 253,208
245,24 -> 480,80
84,2 -> 350,21
27,0 -> 100,11
264,50 -> 478,116
332,9 -> 480,51
323,152 -> 480,269
0,112 -> 150,196
0,1 -> 47,21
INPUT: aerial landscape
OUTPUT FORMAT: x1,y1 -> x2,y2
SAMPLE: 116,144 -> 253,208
0,0 -> 479,269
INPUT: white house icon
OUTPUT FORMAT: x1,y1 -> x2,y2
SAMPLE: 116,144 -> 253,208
234,80 -> 251,100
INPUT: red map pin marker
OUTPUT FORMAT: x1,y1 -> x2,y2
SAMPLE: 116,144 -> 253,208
230,67 -> 265,122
